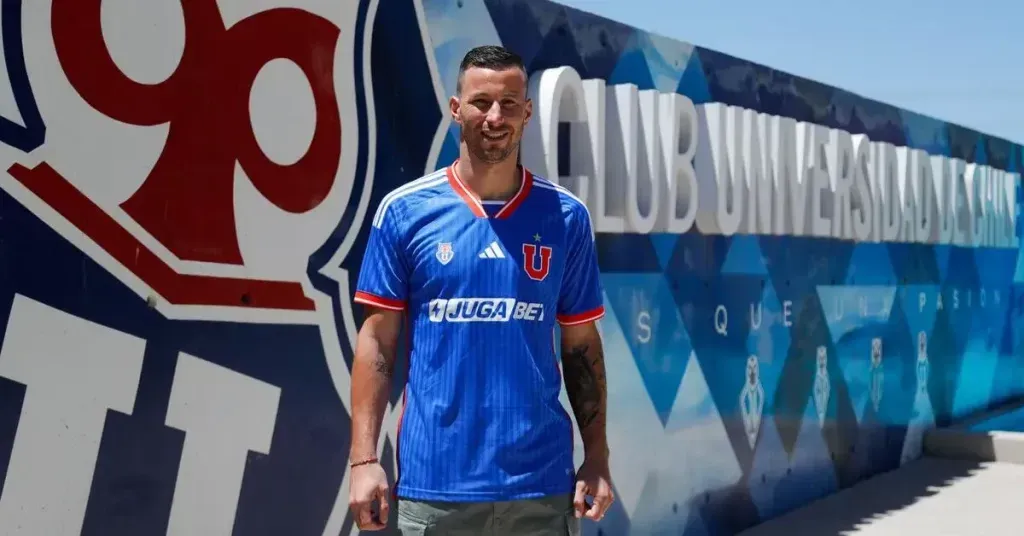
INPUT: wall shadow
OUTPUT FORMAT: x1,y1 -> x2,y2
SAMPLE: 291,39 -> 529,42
736,432 -> 1005,535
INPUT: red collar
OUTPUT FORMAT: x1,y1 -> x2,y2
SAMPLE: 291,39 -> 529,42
446,159 -> 533,219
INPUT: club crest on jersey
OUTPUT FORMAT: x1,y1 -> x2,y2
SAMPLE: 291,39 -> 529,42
522,243 -> 552,281
436,242 -> 455,265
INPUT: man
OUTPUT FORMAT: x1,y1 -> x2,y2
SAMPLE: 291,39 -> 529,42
347,45 -> 614,535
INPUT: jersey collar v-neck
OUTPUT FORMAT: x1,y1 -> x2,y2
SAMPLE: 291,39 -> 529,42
445,158 -> 533,219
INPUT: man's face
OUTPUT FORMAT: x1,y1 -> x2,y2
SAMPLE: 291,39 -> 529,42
451,66 -> 532,164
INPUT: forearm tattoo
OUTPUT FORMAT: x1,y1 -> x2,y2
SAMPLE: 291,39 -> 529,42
372,352 -> 394,378
562,343 -> 606,430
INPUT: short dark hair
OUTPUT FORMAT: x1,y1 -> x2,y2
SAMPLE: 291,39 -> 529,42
456,45 -> 527,94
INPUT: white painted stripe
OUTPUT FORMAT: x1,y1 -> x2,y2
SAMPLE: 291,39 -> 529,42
372,174 -> 446,228
411,0 -> 451,177
485,247 -> 496,259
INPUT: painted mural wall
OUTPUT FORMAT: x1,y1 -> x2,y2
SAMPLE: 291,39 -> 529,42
0,0 -> 1018,535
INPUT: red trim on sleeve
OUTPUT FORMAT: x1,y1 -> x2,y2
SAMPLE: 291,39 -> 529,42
557,305 -> 605,326
353,291 -> 406,311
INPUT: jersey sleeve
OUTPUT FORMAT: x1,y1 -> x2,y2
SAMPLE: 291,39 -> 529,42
557,203 -> 605,326
353,204 -> 409,311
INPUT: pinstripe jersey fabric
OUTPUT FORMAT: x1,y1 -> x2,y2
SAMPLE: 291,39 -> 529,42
354,159 -> 605,502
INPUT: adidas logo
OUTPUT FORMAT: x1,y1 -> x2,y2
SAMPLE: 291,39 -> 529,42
478,241 -> 506,259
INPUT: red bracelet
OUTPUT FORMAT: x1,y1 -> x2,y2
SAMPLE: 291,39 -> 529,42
350,457 -> 379,468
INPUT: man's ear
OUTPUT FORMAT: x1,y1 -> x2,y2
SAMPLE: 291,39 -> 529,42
449,95 -> 461,125
523,97 -> 533,126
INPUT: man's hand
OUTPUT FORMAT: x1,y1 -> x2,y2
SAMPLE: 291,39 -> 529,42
573,456 -> 614,521
560,320 -> 614,521
347,305 -> 402,530
348,462 -> 391,531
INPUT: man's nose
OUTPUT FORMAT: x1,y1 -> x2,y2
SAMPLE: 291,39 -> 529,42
484,102 -> 506,125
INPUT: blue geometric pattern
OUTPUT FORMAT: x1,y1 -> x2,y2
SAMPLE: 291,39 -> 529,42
603,274 -> 693,425
462,0 -> 1023,533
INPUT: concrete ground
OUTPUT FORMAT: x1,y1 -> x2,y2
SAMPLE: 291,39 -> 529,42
738,415 -> 1024,536
739,456 -> 1023,535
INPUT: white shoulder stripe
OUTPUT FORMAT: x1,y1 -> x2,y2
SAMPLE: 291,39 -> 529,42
533,180 -> 591,217
378,168 -> 445,201
533,179 -> 596,240
372,175 -> 447,228
371,171 -> 447,228
533,177 -> 582,205
378,168 -> 445,205
372,171 -> 443,222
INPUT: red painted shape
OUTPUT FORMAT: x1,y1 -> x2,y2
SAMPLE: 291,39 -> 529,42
50,0 -> 342,265
8,163 -> 314,311
522,243 -> 552,281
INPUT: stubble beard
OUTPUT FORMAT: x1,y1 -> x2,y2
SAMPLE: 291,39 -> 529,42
476,138 -> 519,164
463,128 -> 520,165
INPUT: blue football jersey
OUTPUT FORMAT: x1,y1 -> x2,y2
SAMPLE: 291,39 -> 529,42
353,160 -> 605,501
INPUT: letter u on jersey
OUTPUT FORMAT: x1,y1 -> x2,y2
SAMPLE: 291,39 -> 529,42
522,243 -> 552,281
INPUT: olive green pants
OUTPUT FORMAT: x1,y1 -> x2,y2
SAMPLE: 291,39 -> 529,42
396,493 -> 581,535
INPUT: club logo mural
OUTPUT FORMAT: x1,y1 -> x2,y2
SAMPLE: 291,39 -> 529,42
0,0 -> 442,534
1,0 -> 377,322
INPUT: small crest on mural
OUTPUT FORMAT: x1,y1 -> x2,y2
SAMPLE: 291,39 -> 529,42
917,331 -> 929,394
740,354 -> 765,449
813,345 -> 830,427
436,242 -> 454,265
870,338 -> 884,413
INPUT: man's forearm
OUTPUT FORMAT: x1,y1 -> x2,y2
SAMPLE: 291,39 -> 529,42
349,329 -> 397,462
561,339 -> 609,460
